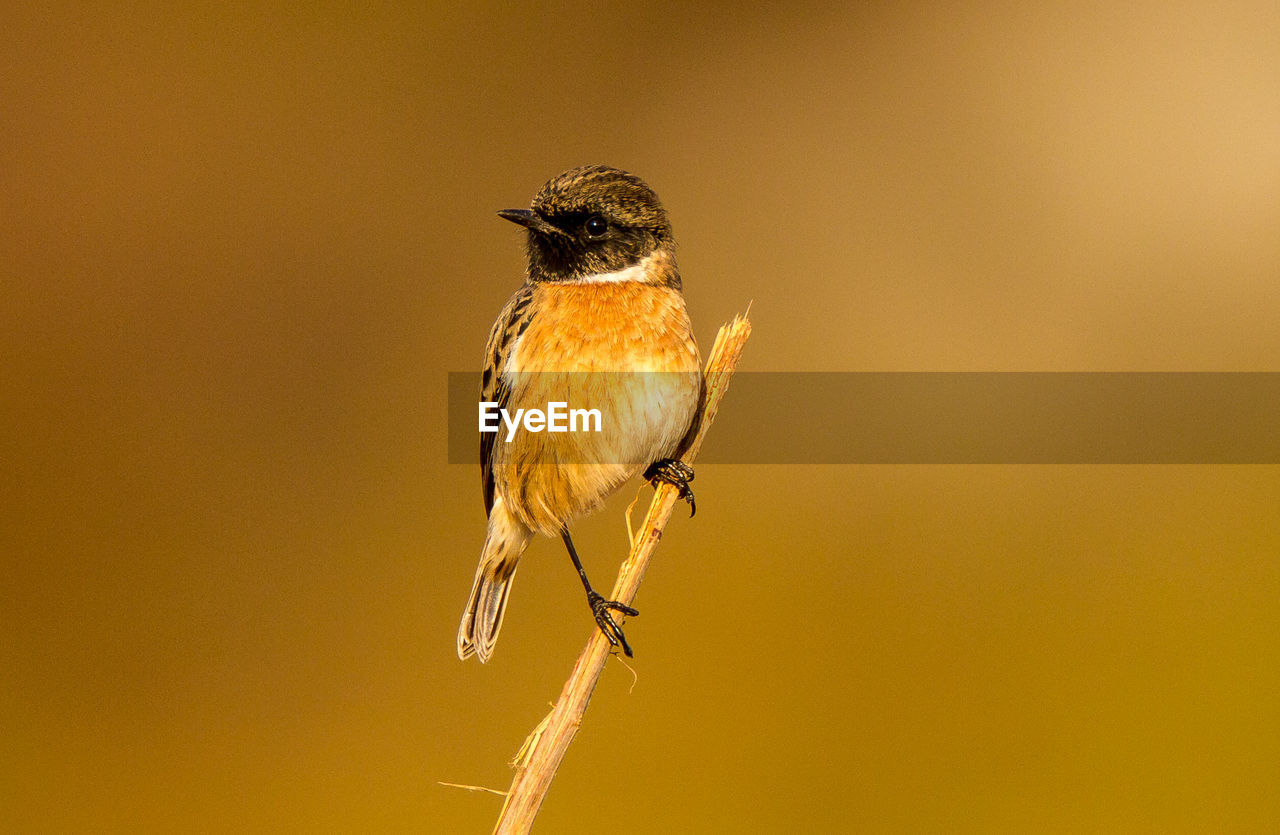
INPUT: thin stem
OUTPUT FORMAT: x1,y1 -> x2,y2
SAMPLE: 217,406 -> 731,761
492,309 -> 752,834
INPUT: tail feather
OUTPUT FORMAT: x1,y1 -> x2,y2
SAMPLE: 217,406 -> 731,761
458,499 -> 532,662
457,560 -> 517,662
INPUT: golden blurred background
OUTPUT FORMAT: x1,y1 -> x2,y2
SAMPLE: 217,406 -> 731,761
3,2 -> 1278,830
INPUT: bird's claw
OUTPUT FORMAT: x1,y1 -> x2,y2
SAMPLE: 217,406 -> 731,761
645,458 -> 696,517
587,591 -> 638,657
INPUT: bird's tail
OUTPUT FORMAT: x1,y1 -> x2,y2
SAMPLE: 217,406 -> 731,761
457,498 -> 532,662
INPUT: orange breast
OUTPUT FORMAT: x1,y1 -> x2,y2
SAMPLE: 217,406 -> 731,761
512,282 -> 700,373
496,281 -> 702,533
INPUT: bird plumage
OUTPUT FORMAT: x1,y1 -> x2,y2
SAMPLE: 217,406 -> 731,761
458,165 -> 701,662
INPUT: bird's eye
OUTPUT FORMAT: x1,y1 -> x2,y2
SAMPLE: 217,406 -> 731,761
584,215 -> 607,238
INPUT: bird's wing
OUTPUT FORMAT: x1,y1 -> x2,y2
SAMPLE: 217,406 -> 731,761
480,283 -> 536,515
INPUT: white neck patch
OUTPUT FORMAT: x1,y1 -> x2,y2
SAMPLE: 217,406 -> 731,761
569,252 -> 655,285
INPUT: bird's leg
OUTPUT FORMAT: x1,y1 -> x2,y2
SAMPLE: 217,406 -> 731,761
644,458 -> 696,517
561,528 -> 638,657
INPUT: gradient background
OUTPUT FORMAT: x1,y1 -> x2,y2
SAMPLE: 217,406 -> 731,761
4,2 -> 1278,831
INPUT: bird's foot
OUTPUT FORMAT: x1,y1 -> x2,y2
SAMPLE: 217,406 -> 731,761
645,458 -> 696,517
587,591 -> 639,657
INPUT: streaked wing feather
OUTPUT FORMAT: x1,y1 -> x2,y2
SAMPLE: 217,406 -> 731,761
480,284 -> 536,515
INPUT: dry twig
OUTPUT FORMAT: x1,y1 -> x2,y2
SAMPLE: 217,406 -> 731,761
492,309 -> 752,834
438,782 -> 508,797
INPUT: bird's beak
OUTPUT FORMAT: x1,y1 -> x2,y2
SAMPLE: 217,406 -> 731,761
497,209 -> 566,239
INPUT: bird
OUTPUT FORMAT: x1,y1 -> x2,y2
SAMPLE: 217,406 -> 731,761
457,165 -> 702,663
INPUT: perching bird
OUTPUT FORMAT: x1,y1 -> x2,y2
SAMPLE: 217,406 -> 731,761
457,165 -> 702,662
